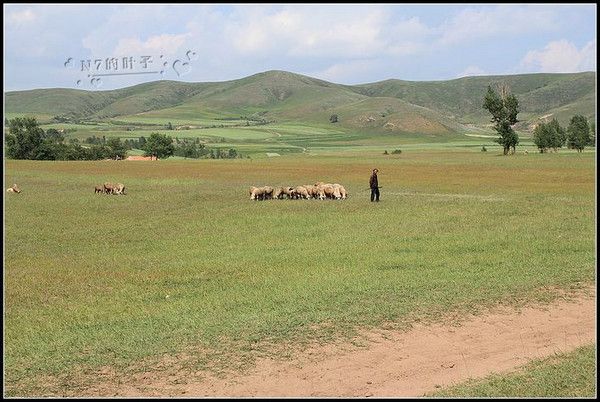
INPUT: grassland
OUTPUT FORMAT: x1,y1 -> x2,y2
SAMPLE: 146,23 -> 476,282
432,344 -> 596,397
4,146 -> 595,396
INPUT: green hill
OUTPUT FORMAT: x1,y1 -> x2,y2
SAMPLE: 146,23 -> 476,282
4,70 -> 595,135
348,72 -> 595,128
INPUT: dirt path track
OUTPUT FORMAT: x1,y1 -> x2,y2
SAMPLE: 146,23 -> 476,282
96,290 -> 596,397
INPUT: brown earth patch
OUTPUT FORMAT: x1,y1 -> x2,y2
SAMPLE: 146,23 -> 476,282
125,155 -> 156,161
55,286 -> 596,398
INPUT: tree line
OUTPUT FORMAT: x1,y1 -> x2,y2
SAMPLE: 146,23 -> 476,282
4,117 -> 243,160
483,84 -> 595,154
533,115 -> 595,153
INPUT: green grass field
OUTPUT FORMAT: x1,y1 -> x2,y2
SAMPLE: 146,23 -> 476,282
432,344 -> 596,397
4,146 -> 595,396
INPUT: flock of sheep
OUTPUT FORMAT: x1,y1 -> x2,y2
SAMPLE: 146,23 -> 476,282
10,181 -> 350,200
95,182 -> 126,195
249,182 -> 348,200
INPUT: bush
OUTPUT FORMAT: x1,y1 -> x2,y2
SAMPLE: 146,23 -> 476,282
391,149 -> 402,154
481,146 -> 487,152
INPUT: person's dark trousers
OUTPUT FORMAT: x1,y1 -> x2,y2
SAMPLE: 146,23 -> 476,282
370,187 -> 380,202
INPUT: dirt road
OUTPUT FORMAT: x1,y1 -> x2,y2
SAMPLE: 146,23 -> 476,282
86,289 -> 596,397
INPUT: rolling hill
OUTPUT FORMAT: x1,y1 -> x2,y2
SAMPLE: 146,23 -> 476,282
4,70 -> 595,135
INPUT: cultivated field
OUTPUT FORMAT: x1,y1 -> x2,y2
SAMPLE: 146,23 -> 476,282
4,146 -> 596,396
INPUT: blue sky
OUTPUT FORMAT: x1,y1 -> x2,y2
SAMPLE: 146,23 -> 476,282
3,3 -> 597,91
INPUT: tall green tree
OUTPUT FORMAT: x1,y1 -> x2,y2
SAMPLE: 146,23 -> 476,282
143,132 -> 174,159
106,137 -> 128,159
546,118 -> 566,151
5,117 -> 46,159
483,84 -> 520,155
533,123 -> 551,153
534,119 -> 567,153
567,115 -> 591,152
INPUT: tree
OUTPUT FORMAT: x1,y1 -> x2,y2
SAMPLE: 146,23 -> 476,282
588,122 -> 596,147
45,128 -> 64,143
167,122 -> 174,130
329,114 -> 338,123
106,137 -> 128,159
533,123 -> 550,153
143,132 -> 174,159
546,118 -> 566,151
483,84 -> 520,155
567,115 -> 591,152
87,145 -> 111,160
5,117 -> 46,159
228,148 -> 238,158
174,142 -> 205,159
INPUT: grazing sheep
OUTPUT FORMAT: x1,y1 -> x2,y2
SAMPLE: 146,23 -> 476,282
274,186 -> 294,199
114,183 -> 126,195
282,186 -> 295,199
6,184 -> 21,193
338,185 -> 348,199
303,185 -> 317,199
103,182 -> 116,195
331,184 -> 343,200
250,186 -> 262,200
262,186 -> 274,200
250,186 -> 273,200
94,185 -> 104,194
316,184 -> 336,199
292,186 -> 308,200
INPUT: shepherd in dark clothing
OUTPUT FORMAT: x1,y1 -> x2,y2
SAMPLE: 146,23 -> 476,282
369,168 -> 380,202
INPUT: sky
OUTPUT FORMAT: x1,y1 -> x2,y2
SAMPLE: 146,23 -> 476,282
3,3 -> 597,91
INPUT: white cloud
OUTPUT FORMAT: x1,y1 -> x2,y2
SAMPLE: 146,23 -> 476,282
520,39 -> 596,73
113,33 -> 191,57
224,6 -> 431,59
6,8 -> 36,26
439,5 -> 558,45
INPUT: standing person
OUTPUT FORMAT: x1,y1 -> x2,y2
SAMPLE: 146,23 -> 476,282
369,168 -> 380,202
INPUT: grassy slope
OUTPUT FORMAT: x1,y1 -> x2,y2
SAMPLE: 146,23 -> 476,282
5,71 -> 595,134
349,72 -> 596,127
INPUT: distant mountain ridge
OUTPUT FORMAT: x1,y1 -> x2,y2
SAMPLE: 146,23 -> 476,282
5,70 -> 595,134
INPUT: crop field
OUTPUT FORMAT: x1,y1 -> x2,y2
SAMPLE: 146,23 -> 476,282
3,146 -> 595,396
